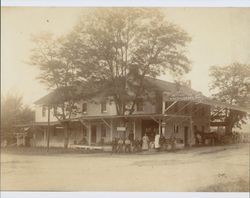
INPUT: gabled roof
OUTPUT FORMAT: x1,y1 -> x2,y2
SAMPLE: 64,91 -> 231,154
34,77 -> 249,113
34,84 -> 98,105
144,77 -> 200,95
35,77 -> 199,105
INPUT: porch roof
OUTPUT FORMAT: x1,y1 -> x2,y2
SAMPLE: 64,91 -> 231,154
164,92 -> 249,113
193,97 -> 249,112
75,113 -> 191,121
14,121 -> 61,127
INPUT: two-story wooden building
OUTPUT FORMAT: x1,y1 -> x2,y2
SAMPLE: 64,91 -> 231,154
25,77 -> 213,149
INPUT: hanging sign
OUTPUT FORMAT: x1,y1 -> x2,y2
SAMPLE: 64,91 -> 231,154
117,127 -> 126,132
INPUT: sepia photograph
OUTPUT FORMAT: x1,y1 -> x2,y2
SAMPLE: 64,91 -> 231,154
1,4 -> 250,195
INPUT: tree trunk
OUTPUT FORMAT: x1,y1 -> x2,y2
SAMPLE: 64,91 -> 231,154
225,112 -> 234,136
63,122 -> 70,148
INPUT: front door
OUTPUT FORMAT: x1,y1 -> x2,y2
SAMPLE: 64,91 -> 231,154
184,126 -> 189,147
91,125 -> 97,144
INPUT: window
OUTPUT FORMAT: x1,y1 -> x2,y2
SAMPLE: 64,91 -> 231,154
101,124 -> 106,137
42,106 -> 46,117
82,103 -> 87,114
136,98 -> 143,111
101,101 -> 107,113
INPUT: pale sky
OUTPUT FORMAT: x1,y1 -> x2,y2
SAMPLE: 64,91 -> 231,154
2,7 -> 250,107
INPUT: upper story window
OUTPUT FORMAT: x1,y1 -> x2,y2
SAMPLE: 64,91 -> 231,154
136,98 -> 144,111
42,106 -> 46,117
101,101 -> 107,113
82,103 -> 87,114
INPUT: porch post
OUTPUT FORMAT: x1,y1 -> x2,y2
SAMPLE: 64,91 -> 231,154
88,121 -> 91,146
110,119 -> 113,141
158,119 -> 162,134
133,119 -> 136,140
189,117 -> 193,147
43,128 -> 46,145
46,105 -> 51,152
32,126 -> 36,147
162,100 -> 166,114
162,118 -> 166,135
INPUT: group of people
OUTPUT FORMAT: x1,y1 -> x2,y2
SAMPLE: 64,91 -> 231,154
112,136 -> 141,153
112,132 -> 176,153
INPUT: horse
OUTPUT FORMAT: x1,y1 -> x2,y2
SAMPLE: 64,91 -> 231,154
195,131 -> 219,145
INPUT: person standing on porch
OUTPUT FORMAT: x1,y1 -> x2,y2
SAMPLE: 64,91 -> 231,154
133,138 -> 141,152
154,132 -> 160,151
142,133 -> 149,151
124,137 -> 131,153
117,137 -> 124,153
112,138 -> 118,153
128,130 -> 134,142
159,133 -> 166,151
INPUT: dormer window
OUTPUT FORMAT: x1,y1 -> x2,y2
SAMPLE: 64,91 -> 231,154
82,103 -> 87,114
101,101 -> 107,113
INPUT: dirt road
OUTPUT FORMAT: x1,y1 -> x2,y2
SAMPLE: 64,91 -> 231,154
1,144 -> 249,191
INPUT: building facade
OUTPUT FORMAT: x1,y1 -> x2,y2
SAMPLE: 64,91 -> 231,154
29,78 -> 211,149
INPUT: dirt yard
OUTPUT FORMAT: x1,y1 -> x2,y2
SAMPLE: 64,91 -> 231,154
1,144 -> 249,192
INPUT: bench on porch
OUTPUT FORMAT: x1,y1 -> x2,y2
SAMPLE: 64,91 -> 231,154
70,144 -> 104,151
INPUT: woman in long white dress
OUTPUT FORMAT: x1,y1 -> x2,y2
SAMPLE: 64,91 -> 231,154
142,134 -> 149,150
154,133 -> 160,151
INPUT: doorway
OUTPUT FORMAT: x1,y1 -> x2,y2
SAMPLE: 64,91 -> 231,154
91,125 -> 97,144
141,119 -> 159,142
184,126 -> 189,147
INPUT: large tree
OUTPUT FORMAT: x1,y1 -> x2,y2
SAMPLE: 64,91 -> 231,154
30,8 -> 191,147
29,32 -> 92,148
1,93 -> 34,139
65,8 -> 191,115
209,62 -> 250,134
